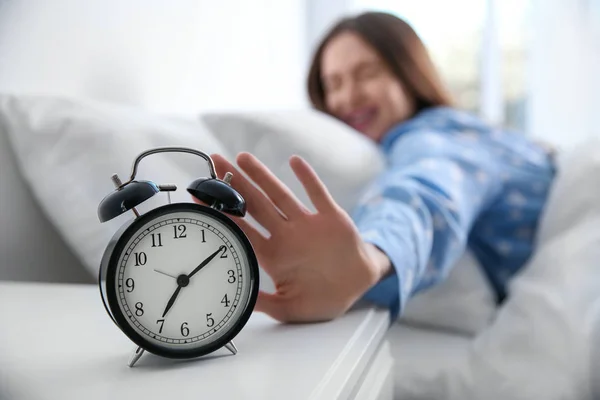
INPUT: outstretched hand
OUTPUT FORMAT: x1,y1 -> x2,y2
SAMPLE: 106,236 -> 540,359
196,152 -> 387,323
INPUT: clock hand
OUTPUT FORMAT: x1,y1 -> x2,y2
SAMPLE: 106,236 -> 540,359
161,285 -> 183,318
186,245 -> 226,280
161,246 -> 225,318
154,269 -> 177,279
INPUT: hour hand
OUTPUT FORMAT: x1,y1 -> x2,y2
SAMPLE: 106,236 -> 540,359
162,285 -> 183,318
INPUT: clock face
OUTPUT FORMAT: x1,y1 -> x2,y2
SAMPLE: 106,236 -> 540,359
103,203 -> 259,358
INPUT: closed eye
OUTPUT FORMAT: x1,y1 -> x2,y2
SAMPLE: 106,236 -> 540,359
322,75 -> 342,92
355,62 -> 382,80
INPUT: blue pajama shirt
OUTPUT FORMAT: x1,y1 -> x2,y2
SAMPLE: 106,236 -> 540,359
352,107 -> 556,319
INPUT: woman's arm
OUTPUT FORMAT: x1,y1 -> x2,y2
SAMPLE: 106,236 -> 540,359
353,130 -> 503,318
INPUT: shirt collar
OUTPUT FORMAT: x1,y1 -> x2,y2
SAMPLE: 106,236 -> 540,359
379,106 -> 486,151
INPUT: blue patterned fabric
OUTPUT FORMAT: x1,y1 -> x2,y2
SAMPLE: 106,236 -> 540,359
352,107 -> 556,319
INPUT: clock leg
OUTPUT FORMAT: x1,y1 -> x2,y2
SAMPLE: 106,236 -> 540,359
224,341 -> 238,355
128,346 -> 145,367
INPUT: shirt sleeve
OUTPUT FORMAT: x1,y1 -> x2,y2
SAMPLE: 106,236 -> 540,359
351,129 -> 503,320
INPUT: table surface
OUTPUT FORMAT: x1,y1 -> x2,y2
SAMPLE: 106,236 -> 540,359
0,282 -> 390,400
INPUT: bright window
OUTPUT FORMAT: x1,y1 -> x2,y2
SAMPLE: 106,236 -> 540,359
497,0 -> 531,131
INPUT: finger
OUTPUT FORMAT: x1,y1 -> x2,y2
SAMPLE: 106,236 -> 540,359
231,216 -> 269,256
193,173 -> 270,260
210,154 -> 285,231
211,153 -> 236,180
289,155 -> 337,213
237,152 -> 308,219
254,291 -> 289,322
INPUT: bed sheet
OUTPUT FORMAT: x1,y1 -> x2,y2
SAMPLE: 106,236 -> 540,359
388,324 -> 471,399
386,215 -> 600,400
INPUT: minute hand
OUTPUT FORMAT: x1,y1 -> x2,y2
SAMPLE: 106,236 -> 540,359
187,245 -> 226,279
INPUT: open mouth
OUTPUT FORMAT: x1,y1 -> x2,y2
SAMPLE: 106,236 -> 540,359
344,107 -> 378,132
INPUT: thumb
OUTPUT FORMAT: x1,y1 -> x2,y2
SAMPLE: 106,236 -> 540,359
254,291 -> 288,322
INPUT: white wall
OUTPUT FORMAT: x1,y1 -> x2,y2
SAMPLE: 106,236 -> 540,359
3,0 -> 595,144
527,0 -> 600,150
305,0 -> 351,50
0,0 -> 308,114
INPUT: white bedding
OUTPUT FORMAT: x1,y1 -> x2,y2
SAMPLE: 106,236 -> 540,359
388,324 -> 471,399
390,249 -> 598,399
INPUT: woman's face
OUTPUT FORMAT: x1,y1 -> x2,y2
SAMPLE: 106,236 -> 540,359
320,31 -> 416,142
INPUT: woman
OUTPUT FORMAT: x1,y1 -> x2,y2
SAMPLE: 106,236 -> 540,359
205,12 -> 556,323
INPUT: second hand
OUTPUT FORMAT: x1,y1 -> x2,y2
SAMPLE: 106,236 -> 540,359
154,269 -> 177,279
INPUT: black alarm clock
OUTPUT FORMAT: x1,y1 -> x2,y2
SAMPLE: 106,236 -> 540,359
97,147 -> 259,367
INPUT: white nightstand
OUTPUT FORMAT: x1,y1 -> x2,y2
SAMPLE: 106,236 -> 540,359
0,282 -> 392,400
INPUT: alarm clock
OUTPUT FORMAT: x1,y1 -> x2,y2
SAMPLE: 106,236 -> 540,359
97,147 -> 259,367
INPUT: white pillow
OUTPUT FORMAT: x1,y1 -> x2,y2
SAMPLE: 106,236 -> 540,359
536,139 -> 600,245
201,111 -> 496,335
400,251 -> 497,335
202,110 -> 385,213
0,94 -> 229,279
0,114 -> 90,283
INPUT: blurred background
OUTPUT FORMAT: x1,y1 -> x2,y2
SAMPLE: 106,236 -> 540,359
0,0 -> 598,147
348,0 -> 600,149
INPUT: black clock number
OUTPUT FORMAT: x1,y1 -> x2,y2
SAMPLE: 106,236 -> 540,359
180,322 -> 189,337
221,294 -> 230,307
135,302 -> 144,317
134,252 -> 147,266
220,246 -> 228,258
206,313 -> 215,327
156,319 -> 165,334
173,225 -> 187,239
151,233 -> 163,247
201,229 -> 206,243
125,278 -> 135,293
227,270 -> 236,284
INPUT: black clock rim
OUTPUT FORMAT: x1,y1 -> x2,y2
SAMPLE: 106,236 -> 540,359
102,202 -> 260,360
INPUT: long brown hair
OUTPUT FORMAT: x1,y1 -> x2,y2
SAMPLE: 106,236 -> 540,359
307,11 -> 454,115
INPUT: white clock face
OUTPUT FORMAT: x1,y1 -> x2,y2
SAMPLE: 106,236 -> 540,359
113,209 -> 254,351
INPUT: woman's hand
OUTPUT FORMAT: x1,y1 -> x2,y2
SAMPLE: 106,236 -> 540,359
203,152 -> 388,323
